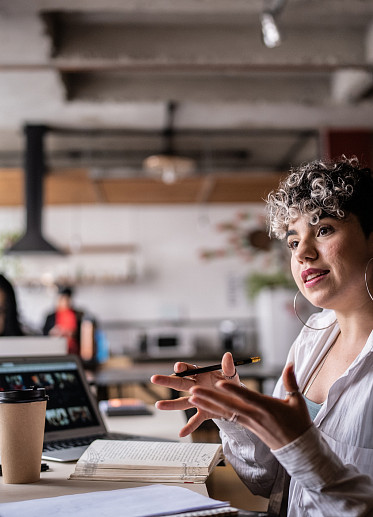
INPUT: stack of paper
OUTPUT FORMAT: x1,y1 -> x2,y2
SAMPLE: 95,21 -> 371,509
69,440 -> 223,483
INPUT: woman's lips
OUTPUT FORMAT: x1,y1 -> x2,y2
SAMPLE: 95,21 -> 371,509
301,268 -> 330,287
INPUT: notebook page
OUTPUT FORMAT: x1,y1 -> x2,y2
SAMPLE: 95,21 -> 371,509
0,484 -> 230,517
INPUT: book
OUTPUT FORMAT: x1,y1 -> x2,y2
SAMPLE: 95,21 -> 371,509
99,397 -> 153,416
0,484 -> 240,517
69,440 -> 223,483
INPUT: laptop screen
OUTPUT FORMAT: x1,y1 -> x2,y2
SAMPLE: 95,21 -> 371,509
0,356 -> 103,436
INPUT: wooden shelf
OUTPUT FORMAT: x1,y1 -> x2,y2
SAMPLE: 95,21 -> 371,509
0,168 -> 281,205
65,244 -> 138,254
15,275 -> 138,288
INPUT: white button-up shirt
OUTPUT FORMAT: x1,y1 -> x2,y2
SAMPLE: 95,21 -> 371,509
217,310 -> 373,516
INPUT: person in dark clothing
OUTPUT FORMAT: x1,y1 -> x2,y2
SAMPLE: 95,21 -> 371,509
0,274 -> 24,336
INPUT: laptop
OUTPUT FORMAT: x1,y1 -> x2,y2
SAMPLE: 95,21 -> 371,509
0,354 -> 165,462
0,336 -> 67,357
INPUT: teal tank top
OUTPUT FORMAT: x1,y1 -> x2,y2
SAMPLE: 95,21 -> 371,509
303,395 -> 323,421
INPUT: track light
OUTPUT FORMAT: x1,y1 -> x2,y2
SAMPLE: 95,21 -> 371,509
261,11 -> 281,48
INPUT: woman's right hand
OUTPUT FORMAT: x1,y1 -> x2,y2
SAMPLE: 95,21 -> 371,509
150,352 -> 240,437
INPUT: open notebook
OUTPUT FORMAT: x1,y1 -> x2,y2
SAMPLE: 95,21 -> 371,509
0,354 -> 164,462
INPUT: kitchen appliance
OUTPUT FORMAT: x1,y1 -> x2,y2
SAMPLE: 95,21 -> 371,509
143,327 -> 195,358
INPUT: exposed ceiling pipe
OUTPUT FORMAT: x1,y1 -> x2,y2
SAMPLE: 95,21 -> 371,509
6,124 -> 64,254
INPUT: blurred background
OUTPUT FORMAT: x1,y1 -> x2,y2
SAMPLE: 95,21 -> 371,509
0,0 -> 373,366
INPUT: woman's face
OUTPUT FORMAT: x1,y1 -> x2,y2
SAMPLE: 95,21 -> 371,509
287,213 -> 373,312
0,289 -> 6,335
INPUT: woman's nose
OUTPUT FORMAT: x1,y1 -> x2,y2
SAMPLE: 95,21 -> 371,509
294,238 -> 318,262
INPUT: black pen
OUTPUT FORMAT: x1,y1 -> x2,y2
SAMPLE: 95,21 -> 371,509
174,356 -> 261,377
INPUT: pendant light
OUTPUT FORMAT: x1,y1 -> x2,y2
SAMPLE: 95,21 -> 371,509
143,102 -> 196,184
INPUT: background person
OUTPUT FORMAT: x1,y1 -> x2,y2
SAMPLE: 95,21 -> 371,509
43,285 -> 83,355
0,273 -> 24,336
151,156 -> 373,516
43,285 -> 102,369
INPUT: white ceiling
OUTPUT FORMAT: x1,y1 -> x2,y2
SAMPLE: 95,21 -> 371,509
1,0 -> 373,174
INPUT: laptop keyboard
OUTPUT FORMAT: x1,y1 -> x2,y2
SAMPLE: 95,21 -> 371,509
43,434 -> 108,451
43,432 -> 167,452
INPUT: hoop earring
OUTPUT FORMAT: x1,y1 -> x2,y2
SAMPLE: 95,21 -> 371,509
365,258 -> 373,302
293,290 -> 337,330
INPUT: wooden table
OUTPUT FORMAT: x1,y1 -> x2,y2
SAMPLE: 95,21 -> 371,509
0,407 -> 208,504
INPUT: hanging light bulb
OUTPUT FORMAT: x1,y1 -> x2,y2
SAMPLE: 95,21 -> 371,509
261,11 -> 282,48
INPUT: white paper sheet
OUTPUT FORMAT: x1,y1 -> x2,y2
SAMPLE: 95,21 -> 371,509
0,484 -> 229,517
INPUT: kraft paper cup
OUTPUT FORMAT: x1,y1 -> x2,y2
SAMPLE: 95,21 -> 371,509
0,388 -> 48,484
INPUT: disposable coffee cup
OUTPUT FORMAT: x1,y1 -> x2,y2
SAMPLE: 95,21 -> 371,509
0,387 -> 48,484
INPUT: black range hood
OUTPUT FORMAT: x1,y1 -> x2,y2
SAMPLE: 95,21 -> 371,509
6,124 -> 64,254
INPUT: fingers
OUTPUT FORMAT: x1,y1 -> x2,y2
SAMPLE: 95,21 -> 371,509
155,396 -> 192,411
282,363 -> 300,396
221,352 -> 235,375
221,352 -> 241,383
189,389 -> 230,418
214,380 -> 273,411
155,399 -> 209,437
179,411 -> 207,438
174,361 -> 198,374
189,384 -> 257,422
151,361 -> 201,389
150,373 -> 195,392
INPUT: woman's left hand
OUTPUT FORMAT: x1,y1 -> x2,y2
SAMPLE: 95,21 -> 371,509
189,362 -> 313,450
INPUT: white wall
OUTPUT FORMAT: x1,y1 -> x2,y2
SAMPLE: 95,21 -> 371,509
0,203 -> 266,336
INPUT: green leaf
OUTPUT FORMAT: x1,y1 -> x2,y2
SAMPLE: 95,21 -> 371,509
246,271 -> 295,300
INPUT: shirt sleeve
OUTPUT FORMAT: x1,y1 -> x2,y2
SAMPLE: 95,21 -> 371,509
213,350 -> 293,504
216,418 -> 284,500
272,425 -> 373,516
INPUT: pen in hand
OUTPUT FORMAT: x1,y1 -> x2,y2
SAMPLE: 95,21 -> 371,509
173,356 -> 261,377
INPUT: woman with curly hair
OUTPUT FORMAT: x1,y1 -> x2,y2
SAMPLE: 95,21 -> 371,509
151,156 -> 373,516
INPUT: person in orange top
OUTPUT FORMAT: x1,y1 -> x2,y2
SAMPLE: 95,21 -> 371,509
43,286 -> 83,355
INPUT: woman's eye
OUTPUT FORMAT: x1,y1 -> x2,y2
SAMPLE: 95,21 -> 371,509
287,240 -> 298,250
317,225 -> 333,237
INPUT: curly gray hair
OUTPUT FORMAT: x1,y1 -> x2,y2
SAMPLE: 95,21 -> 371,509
266,155 -> 373,239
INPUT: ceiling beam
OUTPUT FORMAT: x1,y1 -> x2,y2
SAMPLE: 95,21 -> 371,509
331,69 -> 373,103
63,71 -> 330,103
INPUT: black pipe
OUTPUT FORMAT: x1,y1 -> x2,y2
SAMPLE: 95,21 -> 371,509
6,124 -> 64,254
